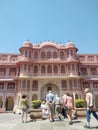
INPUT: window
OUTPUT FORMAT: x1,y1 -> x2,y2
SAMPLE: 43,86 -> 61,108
62,80 -> 67,88
32,80 -> 38,91
0,83 -> 4,89
60,51 -> 64,59
29,50 -> 31,58
41,65 -> 45,73
25,50 -> 27,57
0,68 -> 6,75
70,50 -> 73,56
54,65 -> 58,73
90,68 -> 97,75
22,80 -> 26,89
53,51 -> 58,58
27,80 -> 30,90
74,80 -> 77,87
9,68 -> 16,75
47,65 -> 52,73
83,82 -> 89,89
24,64 -> 27,70
69,80 -> 72,88
7,82 -> 15,90
93,82 -> 98,88
61,65 -> 65,73
34,65 -> 38,73
41,51 -> 46,58
81,68 -> 87,75
47,51 -> 52,59
34,51 -> 38,59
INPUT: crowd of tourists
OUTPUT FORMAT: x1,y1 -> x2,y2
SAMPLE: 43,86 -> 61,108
20,88 -> 98,128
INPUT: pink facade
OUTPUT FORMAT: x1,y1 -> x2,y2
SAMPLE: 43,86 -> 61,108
0,40 -> 98,112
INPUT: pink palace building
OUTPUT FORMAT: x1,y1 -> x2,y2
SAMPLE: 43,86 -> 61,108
0,40 -> 98,112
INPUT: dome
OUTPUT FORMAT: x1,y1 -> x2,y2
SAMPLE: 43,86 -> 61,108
66,41 -> 75,48
40,41 -> 57,47
22,40 -> 33,48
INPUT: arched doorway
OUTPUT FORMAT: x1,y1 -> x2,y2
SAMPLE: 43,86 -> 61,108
95,95 -> 98,109
5,96 -> 14,111
40,83 -> 59,100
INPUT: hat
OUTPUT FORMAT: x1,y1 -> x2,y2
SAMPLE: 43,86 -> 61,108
84,88 -> 90,93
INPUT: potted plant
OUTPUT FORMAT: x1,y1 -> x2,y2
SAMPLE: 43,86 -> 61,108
29,100 -> 42,120
31,100 -> 41,109
74,99 -> 86,117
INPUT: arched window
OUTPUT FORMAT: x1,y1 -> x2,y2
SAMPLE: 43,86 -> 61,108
34,65 -> 38,73
81,68 -> 87,75
47,51 -> 52,59
0,68 -> 6,75
7,82 -> 15,90
34,51 -> 38,59
69,80 -> 72,88
60,51 -> 64,59
53,51 -> 58,58
54,65 -> 58,73
41,51 -> 45,58
47,65 -> 52,73
61,65 -> 65,73
27,80 -> 30,90
90,68 -> 97,75
24,64 -> 27,70
32,80 -> 38,91
0,83 -> 4,89
9,68 -> 16,75
71,50 -> 73,56
25,50 -> 27,57
72,64 -> 74,70
62,80 -> 67,88
29,50 -> 31,58
68,65 -> 70,70
41,65 -> 45,73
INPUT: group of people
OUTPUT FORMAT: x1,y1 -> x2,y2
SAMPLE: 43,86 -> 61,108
20,88 -> 98,128
45,90 -> 73,124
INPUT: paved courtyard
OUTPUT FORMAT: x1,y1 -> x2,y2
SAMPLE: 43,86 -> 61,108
0,112 -> 98,130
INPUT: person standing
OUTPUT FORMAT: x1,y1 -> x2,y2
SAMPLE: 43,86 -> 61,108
20,95 -> 29,123
84,88 -> 98,128
46,90 -> 55,122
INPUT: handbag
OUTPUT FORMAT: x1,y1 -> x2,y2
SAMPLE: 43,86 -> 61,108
64,106 -> 68,111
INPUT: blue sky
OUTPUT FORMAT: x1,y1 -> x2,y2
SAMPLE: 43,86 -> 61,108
0,0 -> 98,54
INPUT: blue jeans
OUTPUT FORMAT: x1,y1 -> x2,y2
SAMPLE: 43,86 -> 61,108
86,109 -> 98,122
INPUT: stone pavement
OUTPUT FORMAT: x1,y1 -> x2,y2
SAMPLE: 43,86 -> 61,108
0,112 -> 98,130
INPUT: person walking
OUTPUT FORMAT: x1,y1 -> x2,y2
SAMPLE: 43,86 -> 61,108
46,90 -> 55,122
84,88 -> 98,128
54,94 -> 62,120
61,93 -> 67,119
20,95 -> 29,123
63,93 -> 74,125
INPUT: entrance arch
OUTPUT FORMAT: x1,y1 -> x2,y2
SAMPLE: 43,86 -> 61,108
5,96 -> 14,111
95,95 -> 98,109
40,83 -> 59,100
